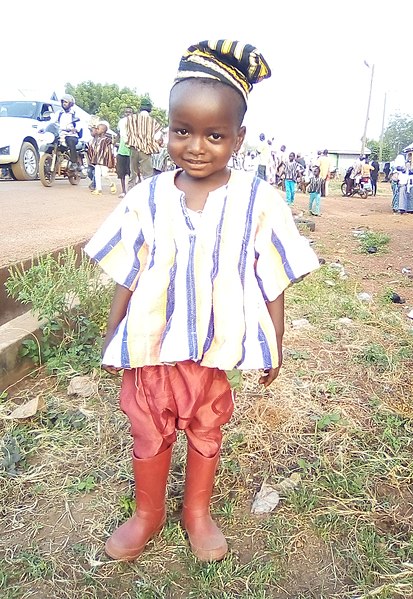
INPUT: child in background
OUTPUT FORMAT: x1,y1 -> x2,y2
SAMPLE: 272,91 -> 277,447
284,152 -> 301,206
85,39 -> 319,563
307,165 -> 323,216
152,135 -> 172,175
88,121 -> 116,196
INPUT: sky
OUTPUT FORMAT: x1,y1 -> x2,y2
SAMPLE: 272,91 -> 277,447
2,0 -> 412,154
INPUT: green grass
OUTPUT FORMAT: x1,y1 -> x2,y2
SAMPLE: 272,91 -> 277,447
1,237 -> 412,599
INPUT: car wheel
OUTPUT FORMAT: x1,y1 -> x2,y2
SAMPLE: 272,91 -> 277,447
10,142 -> 39,180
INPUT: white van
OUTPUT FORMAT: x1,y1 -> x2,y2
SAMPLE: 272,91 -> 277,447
0,99 -> 61,180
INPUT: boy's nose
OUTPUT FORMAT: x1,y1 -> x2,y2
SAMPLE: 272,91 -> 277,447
187,136 -> 205,155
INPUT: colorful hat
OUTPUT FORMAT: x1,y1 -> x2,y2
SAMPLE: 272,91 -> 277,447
174,40 -> 271,102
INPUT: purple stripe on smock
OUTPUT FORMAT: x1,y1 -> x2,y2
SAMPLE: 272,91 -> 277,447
186,235 -> 197,359
258,323 -> 272,369
93,230 -> 122,263
270,231 -> 296,281
123,230 -> 146,288
236,177 -> 258,367
202,194 -> 228,355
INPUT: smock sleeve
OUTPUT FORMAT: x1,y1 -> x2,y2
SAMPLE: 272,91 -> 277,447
254,186 -> 319,302
84,195 -> 148,291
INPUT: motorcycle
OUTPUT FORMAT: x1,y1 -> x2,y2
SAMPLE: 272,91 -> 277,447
341,168 -> 369,199
39,122 -> 88,187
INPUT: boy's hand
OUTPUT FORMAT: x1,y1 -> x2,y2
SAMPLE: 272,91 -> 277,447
258,367 -> 281,388
102,364 -> 123,376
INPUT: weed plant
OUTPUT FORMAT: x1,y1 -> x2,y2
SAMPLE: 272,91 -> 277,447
5,247 -> 114,376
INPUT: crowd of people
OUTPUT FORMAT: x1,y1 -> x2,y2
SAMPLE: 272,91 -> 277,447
237,137 -> 333,216
38,94 -> 413,219
390,164 -> 413,214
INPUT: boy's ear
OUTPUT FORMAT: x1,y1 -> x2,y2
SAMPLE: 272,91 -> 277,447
234,126 -> 246,153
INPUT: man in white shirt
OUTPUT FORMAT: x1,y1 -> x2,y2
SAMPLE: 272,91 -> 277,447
53,94 -> 83,170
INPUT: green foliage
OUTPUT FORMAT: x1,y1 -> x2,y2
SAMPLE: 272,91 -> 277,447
358,230 -> 390,254
5,248 -> 114,376
65,81 -> 168,130
383,112 -> 413,159
315,411 -> 345,431
366,138 -> 392,162
68,475 -> 97,494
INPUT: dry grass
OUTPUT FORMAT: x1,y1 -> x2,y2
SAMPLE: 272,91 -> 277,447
1,219 -> 413,598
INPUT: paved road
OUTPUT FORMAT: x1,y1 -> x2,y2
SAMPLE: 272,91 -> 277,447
0,177 -> 121,267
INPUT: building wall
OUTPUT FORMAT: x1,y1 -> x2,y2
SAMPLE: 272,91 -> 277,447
329,153 -> 371,177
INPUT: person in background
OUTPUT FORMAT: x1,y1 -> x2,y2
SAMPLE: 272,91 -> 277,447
116,107 -> 133,198
370,154 -> 380,196
87,124 -> 98,190
88,121 -> 116,196
307,165 -> 323,216
85,38 -> 319,564
383,162 -> 391,182
284,152 -> 301,206
317,149 -> 330,197
256,133 -> 269,180
390,166 -> 401,212
406,169 -> 413,214
296,153 -> 306,171
276,144 -> 287,187
360,157 -> 374,194
397,167 -> 409,214
152,134 -> 172,175
346,156 -> 362,195
54,94 -> 83,171
126,99 -> 162,190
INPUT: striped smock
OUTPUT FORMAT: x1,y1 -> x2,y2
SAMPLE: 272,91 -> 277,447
85,169 -> 319,371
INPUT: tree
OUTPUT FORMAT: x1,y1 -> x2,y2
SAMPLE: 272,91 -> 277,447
366,139 -> 392,162
382,113 -> 413,159
65,81 -> 168,130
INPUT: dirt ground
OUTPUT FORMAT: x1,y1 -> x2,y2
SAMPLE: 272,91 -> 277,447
1,176 -> 412,599
0,177 -> 120,268
1,176 -> 412,276
292,181 -> 413,305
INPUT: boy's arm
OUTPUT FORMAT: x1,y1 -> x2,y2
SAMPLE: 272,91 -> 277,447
102,284 -> 133,374
258,292 -> 285,387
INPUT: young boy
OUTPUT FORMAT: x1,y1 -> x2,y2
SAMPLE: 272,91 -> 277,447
85,40 -> 319,563
307,165 -> 323,216
88,121 -> 116,196
284,152 -> 301,206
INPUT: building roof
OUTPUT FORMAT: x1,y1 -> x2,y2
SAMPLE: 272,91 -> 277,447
328,148 -> 371,155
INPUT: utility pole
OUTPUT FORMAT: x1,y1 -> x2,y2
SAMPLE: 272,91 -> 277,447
361,63 -> 375,156
379,92 -> 387,163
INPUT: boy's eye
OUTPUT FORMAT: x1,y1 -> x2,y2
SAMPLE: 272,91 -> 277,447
209,133 -> 222,141
175,128 -> 188,136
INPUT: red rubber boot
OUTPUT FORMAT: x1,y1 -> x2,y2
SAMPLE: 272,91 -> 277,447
105,445 -> 172,561
182,444 -> 228,561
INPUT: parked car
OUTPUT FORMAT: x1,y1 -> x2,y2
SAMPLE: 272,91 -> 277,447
0,99 -> 61,180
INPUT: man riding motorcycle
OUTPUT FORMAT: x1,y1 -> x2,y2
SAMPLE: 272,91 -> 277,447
52,94 -> 83,171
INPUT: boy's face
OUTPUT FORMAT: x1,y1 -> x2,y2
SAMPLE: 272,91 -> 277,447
314,167 -> 320,176
168,81 -> 246,184
289,153 -> 294,161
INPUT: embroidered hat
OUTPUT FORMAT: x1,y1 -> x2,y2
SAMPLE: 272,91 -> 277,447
174,39 -> 271,103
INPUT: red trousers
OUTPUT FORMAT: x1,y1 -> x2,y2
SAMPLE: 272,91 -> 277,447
120,361 -> 234,459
